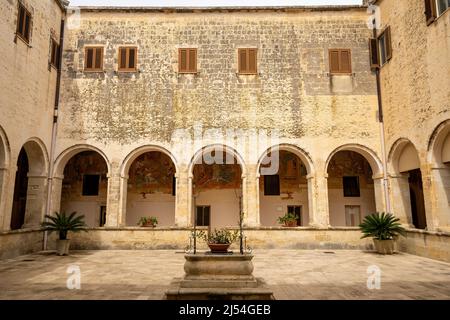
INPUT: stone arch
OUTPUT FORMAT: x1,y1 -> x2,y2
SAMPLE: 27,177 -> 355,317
256,144 -> 314,227
54,144 -> 110,178
325,144 -> 383,227
121,145 -> 179,227
0,126 -> 10,230
10,138 -> 49,229
256,143 -> 315,177
388,138 -> 426,229
188,144 -> 246,228
53,145 -> 110,228
121,145 -> 179,177
427,120 -> 450,229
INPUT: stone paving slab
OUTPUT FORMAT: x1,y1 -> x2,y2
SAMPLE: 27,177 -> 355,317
0,250 -> 449,300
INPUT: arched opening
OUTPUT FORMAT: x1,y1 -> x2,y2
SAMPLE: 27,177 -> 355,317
10,140 -> 48,230
60,151 -> 108,228
327,150 -> 377,227
191,146 -> 244,229
390,140 -> 427,229
429,120 -> 450,228
125,151 -> 176,226
258,148 -> 311,227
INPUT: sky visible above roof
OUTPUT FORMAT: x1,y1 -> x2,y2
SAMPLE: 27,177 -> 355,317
69,0 -> 363,7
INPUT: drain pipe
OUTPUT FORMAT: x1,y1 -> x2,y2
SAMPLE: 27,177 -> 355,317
372,18 -> 392,214
43,17 -> 65,251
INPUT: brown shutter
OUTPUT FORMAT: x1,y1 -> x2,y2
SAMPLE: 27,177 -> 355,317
385,26 -> 393,61
369,38 -> 380,69
425,0 -> 437,25
239,49 -> 247,73
340,49 -> 351,73
17,7 -> 25,35
94,48 -> 103,69
179,49 -> 187,72
119,48 -> 127,69
86,48 -> 94,69
24,12 -> 31,41
188,48 -> 197,72
128,48 -> 136,69
248,48 -> 257,74
329,50 -> 340,73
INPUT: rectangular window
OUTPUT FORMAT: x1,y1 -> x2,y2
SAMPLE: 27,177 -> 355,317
196,206 -> 210,227
50,38 -> 60,69
16,3 -> 32,43
343,176 -> 360,198
287,205 -> 302,227
82,174 -> 100,196
178,48 -> 197,73
118,47 -> 137,72
329,49 -> 352,74
238,48 -> 257,74
378,26 -> 392,66
264,175 -> 280,196
172,175 -> 176,196
437,0 -> 450,15
84,47 -> 104,71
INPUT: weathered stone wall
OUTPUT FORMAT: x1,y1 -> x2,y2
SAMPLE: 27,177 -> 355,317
376,0 -> 450,231
0,0 -> 64,258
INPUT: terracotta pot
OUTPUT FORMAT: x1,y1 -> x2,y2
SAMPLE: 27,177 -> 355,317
56,239 -> 70,256
208,243 -> 231,254
142,222 -> 156,228
373,239 -> 395,255
284,220 -> 297,227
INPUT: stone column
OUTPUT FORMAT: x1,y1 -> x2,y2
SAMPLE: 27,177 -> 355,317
49,175 -> 64,216
22,174 -> 48,228
187,174 -> 194,227
0,167 -> 9,231
372,175 -> 387,213
244,170 -> 259,227
1,163 -> 16,231
388,174 -> 413,227
105,162 -> 122,227
175,168 -> 190,227
309,172 -> 329,228
428,166 -> 450,230
421,164 -> 443,231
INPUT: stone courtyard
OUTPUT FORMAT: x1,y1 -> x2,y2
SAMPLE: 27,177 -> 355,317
0,249 -> 449,300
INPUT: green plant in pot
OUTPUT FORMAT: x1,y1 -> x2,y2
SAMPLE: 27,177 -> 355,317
41,212 -> 88,256
359,212 -> 406,255
277,212 -> 299,227
197,229 -> 239,253
137,216 -> 158,227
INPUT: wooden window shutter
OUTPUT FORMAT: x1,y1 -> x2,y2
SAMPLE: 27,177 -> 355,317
340,50 -> 351,73
369,38 -> 380,69
425,0 -> 437,25
17,6 -> 25,35
248,49 -> 257,74
86,48 -> 94,69
385,26 -> 393,61
188,48 -> 197,72
16,4 -> 32,43
94,48 -> 103,69
119,48 -> 127,69
239,49 -> 247,73
329,50 -> 340,73
24,13 -> 31,41
179,49 -> 187,72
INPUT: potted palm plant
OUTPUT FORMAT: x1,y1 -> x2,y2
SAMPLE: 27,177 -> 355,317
277,212 -> 299,227
41,211 -> 88,256
359,212 -> 407,255
197,229 -> 239,254
137,216 -> 158,227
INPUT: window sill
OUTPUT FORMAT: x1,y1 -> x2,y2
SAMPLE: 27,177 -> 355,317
84,70 -> 105,73
178,71 -> 198,75
116,70 -> 138,73
14,34 -> 32,48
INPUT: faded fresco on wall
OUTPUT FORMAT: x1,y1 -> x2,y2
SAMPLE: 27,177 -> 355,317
259,151 -> 308,193
128,152 -> 176,194
327,151 -> 374,188
193,162 -> 242,190
61,151 -> 108,200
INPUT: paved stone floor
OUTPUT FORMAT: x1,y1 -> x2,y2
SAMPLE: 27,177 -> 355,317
0,249 -> 449,300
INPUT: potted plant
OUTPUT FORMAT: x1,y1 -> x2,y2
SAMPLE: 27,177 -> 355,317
359,212 -> 407,255
277,212 -> 299,227
137,216 -> 158,227
41,211 -> 88,256
197,229 -> 239,254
